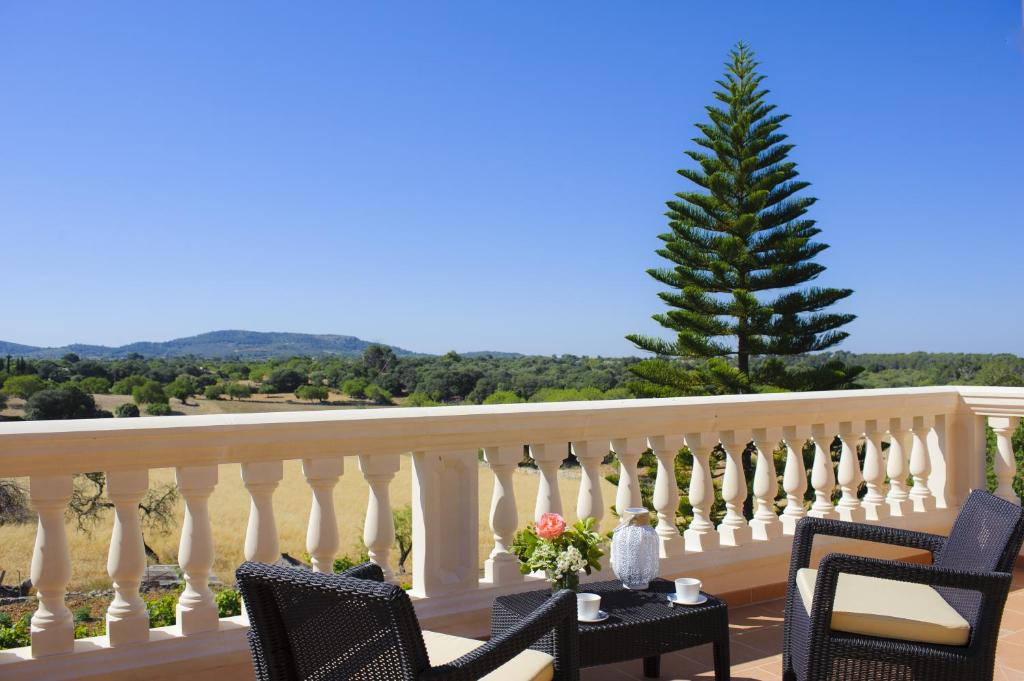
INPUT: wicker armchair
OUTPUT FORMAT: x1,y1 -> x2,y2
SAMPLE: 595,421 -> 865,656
783,489 -> 1024,681
236,561 -> 579,681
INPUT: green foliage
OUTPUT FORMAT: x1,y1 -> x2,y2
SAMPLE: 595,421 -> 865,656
511,516 -> 607,580
2,374 -> 48,399
204,383 -> 225,400
404,391 -> 440,407
483,390 -> 525,404
73,606 -> 94,623
0,613 -> 30,649
111,375 -> 149,395
295,385 -> 329,402
264,368 -> 305,393
333,546 -> 372,574
364,383 -> 393,405
0,392 -> 7,411
165,375 -> 196,404
132,380 -> 168,405
341,378 -> 369,399
223,382 -> 253,400
25,386 -> 109,420
76,376 -> 112,394
115,402 -> 140,417
626,43 -> 859,395
147,594 -> 177,627
215,589 -> 242,617
145,402 -> 173,416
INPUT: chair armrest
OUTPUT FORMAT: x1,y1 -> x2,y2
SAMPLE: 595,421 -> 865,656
807,552 -> 1012,649
789,516 -> 946,576
337,561 -> 385,582
419,589 -> 579,681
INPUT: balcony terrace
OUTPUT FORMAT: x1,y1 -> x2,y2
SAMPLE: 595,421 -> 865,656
0,385 -> 1022,680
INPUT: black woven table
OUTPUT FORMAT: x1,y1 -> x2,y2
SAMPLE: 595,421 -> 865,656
491,578 -> 729,679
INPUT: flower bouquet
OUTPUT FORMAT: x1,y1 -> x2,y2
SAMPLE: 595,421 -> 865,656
511,513 -> 607,592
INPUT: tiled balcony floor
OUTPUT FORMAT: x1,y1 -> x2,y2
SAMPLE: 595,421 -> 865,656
581,568 -> 1024,680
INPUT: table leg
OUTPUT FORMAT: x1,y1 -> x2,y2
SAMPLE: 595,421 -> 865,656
643,655 -> 660,678
713,636 -> 730,681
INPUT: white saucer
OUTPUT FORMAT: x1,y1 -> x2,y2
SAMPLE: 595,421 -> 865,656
578,609 -> 610,623
667,593 -> 708,606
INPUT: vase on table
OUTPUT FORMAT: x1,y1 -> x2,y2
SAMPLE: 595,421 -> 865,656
611,507 -> 659,590
546,570 -> 580,593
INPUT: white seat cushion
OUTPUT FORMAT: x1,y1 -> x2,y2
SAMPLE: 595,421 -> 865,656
422,630 -> 554,681
796,567 -> 971,646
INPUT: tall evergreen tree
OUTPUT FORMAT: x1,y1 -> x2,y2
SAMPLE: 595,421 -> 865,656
627,43 -> 861,396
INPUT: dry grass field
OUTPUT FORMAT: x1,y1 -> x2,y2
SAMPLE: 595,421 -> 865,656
0,457 -> 619,591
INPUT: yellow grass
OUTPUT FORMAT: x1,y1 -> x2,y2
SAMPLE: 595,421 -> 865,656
0,458 -> 619,591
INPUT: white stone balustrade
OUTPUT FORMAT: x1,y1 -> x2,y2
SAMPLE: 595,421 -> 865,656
29,475 -> 74,657
175,465 -> 219,635
1,386 -> 1022,681
683,432 -> 719,552
611,437 -> 644,516
648,434 -> 685,557
861,420 -> 890,522
807,424 -> 838,520
989,416 -> 1021,505
359,454 -> 401,579
835,422 -> 865,523
302,457 -> 344,573
780,425 -> 808,534
749,427 -> 782,540
718,430 -> 752,546
105,470 -> 150,646
483,445 -> 524,584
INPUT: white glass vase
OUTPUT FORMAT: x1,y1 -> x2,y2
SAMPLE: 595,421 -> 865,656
610,507 -> 660,590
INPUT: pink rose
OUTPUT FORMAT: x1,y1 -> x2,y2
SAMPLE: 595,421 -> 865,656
536,513 -> 566,540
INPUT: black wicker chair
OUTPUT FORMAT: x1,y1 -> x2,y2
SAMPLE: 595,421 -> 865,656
236,561 -> 579,681
783,489 -> 1024,681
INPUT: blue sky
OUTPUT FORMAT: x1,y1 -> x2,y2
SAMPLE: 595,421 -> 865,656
1,2 -> 1021,356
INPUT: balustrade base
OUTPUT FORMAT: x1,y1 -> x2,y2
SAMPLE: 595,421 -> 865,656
106,613 -> 150,647
749,518 -> 783,541
780,514 -> 804,535
807,507 -> 838,520
29,623 -> 75,658
684,528 -> 720,552
718,523 -> 752,547
483,557 -> 525,585
658,533 -> 685,558
861,501 -> 890,523
836,504 -> 866,523
174,606 -> 220,637
911,494 -> 937,514
887,497 -> 911,517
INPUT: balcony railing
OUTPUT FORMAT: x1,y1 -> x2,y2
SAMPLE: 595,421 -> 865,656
0,386 -> 1021,680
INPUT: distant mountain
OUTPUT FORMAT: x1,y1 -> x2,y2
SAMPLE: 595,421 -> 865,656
0,330 -> 416,360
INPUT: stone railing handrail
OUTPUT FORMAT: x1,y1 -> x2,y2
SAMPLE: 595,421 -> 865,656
0,385 -> 1021,681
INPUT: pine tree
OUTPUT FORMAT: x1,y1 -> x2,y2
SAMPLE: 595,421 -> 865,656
627,43 -> 861,396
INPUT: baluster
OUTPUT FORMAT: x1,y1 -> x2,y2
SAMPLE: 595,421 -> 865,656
780,426 -> 808,535
909,416 -> 936,512
241,461 -> 283,564
683,433 -> 719,551
359,454 -> 401,579
529,442 -> 565,520
105,470 -> 150,645
302,458 -> 344,573
885,419 -> 911,516
483,445 -> 523,584
29,475 -> 74,657
572,439 -> 607,525
807,424 -> 837,519
175,465 -> 219,635
835,422 -> 865,522
611,437 -> 644,516
749,428 -> 782,541
989,416 -> 1021,504
861,420 -> 890,522
648,435 -> 684,557
718,430 -> 752,546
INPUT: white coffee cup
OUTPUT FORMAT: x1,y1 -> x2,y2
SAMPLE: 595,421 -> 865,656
577,592 -> 601,620
674,577 -> 702,603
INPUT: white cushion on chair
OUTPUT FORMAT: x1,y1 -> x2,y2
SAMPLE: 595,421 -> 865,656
422,630 -> 555,681
796,567 -> 971,646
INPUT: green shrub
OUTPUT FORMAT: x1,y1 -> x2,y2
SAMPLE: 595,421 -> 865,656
333,547 -> 371,574
73,606 -> 93,623
0,613 -> 11,628
115,402 -> 140,417
0,614 -> 30,649
145,402 -> 173,416
341,378 -> 368,399
215,589 -> 242,617
132,380 -> 168,405
147,594 -> 177,627
204,384 -> 225,400
77,376 -> 112,394
2,374 -> 48,399
224,382 -> 253,400
483,390 -> 524,405
295,385 -> 329,402
111,375 -> 149,395
403,391 -> 440,407
364,384 -> 392,405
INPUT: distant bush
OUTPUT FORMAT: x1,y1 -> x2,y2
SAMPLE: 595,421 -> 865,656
215,589 -> 241,617
132,380 -> 168,405
115,402 -> 140,418
25,386 -> 108,420
77,376 -> 112,394
204,384 -> 225,400
2,374 -> 48,399
111,375 -> 149,395
265,368 -> 305,393
341,378 -> 369,399
145,402 -> 173,416
0,392 -> 7,411
295,385 -> 329,402
364,384 -> 392,405
256,383 -> 276,394
165,376 -> 196,404
483,390 -> 524,405
224,382 -> 253,400
73,606 -> 93,623
404,391 -> 440,407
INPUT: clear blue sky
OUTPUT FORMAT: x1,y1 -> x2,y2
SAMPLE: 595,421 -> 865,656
1,2 -> 1021,356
